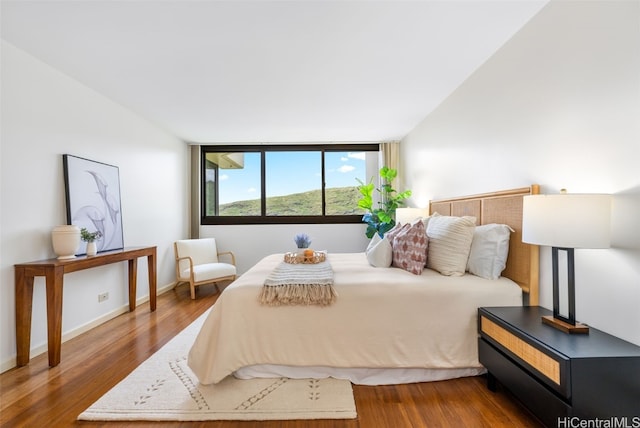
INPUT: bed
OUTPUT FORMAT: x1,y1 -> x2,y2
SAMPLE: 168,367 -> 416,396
188,185 -> 540,385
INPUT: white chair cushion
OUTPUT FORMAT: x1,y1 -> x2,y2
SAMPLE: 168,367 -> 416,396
182,262 -> 236,283
175,238 -> 219,267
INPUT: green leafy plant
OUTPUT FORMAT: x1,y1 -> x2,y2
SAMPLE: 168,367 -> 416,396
356,166 -> 412,238
80,227 -> 103,243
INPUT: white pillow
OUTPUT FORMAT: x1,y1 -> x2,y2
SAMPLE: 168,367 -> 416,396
426,214 -> 476,276
366,233 -> 392,268
467,224 -> 514,280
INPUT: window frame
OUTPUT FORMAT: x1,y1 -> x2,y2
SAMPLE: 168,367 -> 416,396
200,143 -> 379,225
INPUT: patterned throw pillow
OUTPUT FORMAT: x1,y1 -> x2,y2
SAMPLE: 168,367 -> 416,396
392,220 -> 428,275
385,222 -> 408,246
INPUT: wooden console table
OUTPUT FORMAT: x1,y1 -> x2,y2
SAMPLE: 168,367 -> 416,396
14,246 -> 157,367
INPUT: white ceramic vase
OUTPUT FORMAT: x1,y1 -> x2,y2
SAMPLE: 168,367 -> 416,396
86,241 -> 97,256
51,225 -> 81,259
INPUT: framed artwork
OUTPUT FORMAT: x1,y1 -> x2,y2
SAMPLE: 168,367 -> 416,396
63,154 -> 124,255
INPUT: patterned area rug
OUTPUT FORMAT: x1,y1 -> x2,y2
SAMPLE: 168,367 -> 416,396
78,310 -> 357,421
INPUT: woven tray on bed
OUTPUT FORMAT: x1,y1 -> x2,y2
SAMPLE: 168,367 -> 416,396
283,251 -> 326,264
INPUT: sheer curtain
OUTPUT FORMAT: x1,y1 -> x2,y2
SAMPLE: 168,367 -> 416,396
378,141 -> 402,211
380,141 -> 399,171
379,140 -> 401,188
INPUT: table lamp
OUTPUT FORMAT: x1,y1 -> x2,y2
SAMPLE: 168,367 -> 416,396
522,191 -> 611,334
395,207 -> 430,225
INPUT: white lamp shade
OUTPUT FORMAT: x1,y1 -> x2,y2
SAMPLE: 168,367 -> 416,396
395,207 -> 430,225
522,194 -> 611,248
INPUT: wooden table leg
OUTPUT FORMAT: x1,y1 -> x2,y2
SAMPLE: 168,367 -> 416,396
147,250 -> 157,312
15,267 -> 34,366
128,258 -> 138,312
45,266 -> 64,367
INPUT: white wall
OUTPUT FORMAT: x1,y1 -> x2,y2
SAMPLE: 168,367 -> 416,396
402,1 -> 640,345
0,41 -> 190,371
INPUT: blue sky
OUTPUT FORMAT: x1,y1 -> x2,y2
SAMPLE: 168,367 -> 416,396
212,151 -> 367,204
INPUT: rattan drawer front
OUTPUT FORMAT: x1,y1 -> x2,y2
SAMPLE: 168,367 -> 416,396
481,316 -> 561,385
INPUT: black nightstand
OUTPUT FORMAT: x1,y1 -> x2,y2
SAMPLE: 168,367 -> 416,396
478,306 -> 640,428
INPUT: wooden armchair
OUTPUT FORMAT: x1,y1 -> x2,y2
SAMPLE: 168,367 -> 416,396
174,238 -> 236,299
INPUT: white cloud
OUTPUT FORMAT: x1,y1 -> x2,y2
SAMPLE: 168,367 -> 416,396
338,165 -> 356,173
348,152 -> 366,161
247,187 -> 256,193
219,174 -> 229,181
340,156 -> 348,162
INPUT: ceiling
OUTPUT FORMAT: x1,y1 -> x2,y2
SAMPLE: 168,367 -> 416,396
1,1 -> 548,143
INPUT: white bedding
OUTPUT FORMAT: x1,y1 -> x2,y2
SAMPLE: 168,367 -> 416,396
188,253 -> 522,385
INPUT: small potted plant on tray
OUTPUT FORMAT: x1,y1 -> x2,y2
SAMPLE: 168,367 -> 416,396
294,233 -> 312,250
293,233 -> 315,261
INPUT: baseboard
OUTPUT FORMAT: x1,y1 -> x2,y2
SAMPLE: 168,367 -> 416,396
0,282 -> 177,374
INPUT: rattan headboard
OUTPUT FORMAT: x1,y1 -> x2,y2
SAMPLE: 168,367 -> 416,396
429,185 -> 540,305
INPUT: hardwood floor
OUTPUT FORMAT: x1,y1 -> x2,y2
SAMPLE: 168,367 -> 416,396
0,284 -> 542,427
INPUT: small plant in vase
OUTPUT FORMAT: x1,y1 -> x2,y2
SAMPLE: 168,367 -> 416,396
293,233 -> 315,261
294,233 -> 312,250
80,228 -> 103,256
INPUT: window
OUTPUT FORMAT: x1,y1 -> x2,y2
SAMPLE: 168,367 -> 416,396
201,144 -> 379,224
265,151 -> 321,216
204,151 -> 261,216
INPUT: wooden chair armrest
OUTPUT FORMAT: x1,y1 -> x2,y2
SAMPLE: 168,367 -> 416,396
217,251 -> 236,266
175,255 -> 195,281
176,255 -> 194,268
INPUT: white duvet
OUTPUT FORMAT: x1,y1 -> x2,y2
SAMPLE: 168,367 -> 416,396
188,253 -> 522,385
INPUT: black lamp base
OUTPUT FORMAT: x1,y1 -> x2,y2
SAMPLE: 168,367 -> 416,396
542,315 -> 589,334
545,247 -> 590,335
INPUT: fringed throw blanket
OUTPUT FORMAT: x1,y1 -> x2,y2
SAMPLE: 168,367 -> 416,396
260,260 -> 337,306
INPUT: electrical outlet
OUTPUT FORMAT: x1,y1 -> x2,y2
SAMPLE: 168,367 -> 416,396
98,292 -> 109,303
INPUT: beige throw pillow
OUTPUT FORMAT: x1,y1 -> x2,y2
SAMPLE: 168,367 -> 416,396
426,214 -> 476,276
